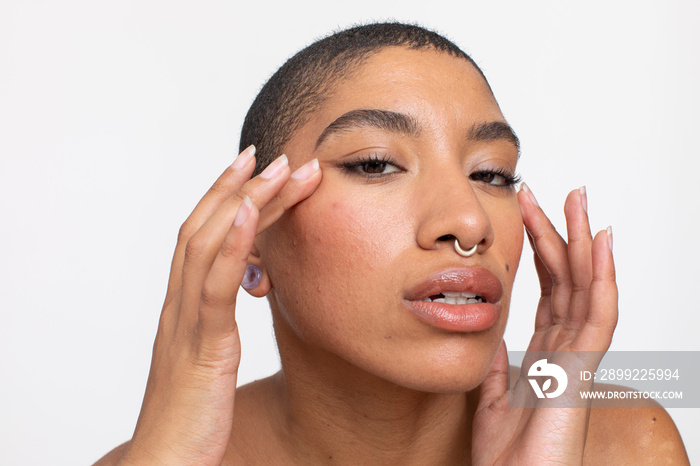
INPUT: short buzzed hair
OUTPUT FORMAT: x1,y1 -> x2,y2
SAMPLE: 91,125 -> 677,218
239,22 -> 490,176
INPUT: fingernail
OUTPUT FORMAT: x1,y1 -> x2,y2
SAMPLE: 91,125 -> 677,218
291,158 -> 320,181
260,154 -> 288,180
606,226 -> 613,252
579,186 -> 588,213
234,195 -> 253,227
232,145 -> 255,170
520,182 -> 539,207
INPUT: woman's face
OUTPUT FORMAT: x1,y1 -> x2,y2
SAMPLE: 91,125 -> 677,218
259,47 -> 524,392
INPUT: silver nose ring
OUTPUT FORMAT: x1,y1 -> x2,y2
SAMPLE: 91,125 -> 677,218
454,239 -> 478,257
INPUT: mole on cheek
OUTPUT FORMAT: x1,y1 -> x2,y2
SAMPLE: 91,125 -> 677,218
505,264 -> 510,272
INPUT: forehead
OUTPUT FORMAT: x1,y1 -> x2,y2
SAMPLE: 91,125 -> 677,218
348,48 -> 499,114
285,47 -> 505,157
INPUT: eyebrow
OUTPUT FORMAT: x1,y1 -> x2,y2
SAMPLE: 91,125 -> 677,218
469,121 -> 520,155
314,108 -> 520,155
315,109 -> 421,148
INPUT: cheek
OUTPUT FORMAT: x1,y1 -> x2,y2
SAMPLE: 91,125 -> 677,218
260,188 -> 406,336
296,199 -> 392,276
491,198 -> 524,289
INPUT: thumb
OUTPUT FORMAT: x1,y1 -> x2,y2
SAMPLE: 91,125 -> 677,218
477,340 -> 509,411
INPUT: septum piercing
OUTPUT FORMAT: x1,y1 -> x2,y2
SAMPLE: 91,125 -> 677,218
454,239 -> 478,257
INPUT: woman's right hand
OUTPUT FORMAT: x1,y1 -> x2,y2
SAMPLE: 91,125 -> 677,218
116,147 -> 322,465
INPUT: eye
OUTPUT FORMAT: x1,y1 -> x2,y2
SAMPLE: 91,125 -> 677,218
470,169 -> 521,188
341,154 -> 402,178
357,160 -> 399,174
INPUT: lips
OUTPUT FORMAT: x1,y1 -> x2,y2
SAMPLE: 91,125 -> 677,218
403,267 -> 503,332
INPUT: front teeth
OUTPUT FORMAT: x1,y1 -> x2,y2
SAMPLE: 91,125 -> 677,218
421,292 -> 485,304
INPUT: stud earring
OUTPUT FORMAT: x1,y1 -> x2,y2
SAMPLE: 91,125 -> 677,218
241,264 -> 262,290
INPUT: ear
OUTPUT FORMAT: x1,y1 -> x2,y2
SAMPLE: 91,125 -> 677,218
242,241 -> 271,298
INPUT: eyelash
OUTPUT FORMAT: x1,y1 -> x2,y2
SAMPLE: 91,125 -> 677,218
341,153 -> 521,188
470,167 -> 522,189
340,153 -> 402,180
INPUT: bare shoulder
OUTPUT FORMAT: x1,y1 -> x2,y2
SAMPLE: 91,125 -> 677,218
225,374 -> 288,465
507,366 -> 689,464
92,377 -> 282,466
93,441 -> 130,465
585,383 -> 689,465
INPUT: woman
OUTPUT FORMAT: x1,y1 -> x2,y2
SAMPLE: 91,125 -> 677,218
97,23 -> 688,464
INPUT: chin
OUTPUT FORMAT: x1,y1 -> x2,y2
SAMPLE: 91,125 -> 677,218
350,330 -> 505,395
271,288 -> 509,396
388,370 -> 493,395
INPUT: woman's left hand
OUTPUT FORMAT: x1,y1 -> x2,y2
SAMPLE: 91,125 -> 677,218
471,185 -> 618,465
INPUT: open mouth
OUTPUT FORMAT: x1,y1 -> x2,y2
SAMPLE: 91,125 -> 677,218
420,291 -> 486,304
403,267 -> 502,332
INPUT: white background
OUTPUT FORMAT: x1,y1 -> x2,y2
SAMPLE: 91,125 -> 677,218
1,1 -> 698,464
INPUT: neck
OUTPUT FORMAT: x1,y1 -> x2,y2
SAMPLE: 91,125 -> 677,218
269,317 -> 476,465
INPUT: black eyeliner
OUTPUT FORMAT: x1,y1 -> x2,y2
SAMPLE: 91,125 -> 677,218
470,167 -> 521,188
339,153 -> 402,179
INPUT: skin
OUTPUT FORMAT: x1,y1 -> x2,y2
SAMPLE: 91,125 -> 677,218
262,47 -> 522,395
95,48 -> 689,465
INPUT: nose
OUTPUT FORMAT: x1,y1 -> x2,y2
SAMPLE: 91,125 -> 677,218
415,169 -> 494,256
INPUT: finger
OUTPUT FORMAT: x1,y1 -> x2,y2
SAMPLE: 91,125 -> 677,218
178,154 -> 291,321
526,230 -> 554,331
477,340 -> 509,411
179,157 -> 321,325
519,183 -> 572,324
182,156 -> 319,285
198,197 -> 259,341
217,155 -> 322,237
564,187 -> 594,328
256,158 -> 322,233
571,227 -> 618,352
166,146 -> 257,298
